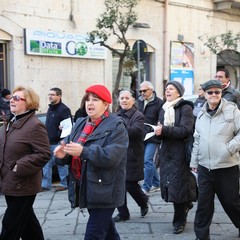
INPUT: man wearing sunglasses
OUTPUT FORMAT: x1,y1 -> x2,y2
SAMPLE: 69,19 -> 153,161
190,80 -> 240,240
214,68 -> 240,109
137,81 -> 163,195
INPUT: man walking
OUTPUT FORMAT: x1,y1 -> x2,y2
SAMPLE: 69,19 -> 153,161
42,87 -> 72,191
191,80 -> 240,239
137,81 -> 163,195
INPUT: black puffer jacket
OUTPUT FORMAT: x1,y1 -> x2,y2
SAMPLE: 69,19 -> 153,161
157,99 -> 197,203
116,106 -> 145,182
137,92 -> 163,143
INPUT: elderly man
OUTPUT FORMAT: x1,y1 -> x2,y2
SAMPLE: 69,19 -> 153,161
190,80 -> 240,240
137,81 -> 163,195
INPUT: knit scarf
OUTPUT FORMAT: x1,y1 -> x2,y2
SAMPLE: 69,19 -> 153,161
71,110 -> 110,180
162,97 -> 182,126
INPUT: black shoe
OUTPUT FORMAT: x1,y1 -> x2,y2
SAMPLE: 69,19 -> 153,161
113,214 -> 130,222
173,225 -> 185,234
140,204 -> 149,217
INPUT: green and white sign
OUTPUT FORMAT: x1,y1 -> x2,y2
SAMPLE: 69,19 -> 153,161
24,29 -> 107,59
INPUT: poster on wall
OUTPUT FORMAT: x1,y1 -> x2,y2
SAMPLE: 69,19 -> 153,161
24,29 -> 107,59
170,41 -> 194,95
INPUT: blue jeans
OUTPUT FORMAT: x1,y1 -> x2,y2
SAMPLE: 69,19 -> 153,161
142,142 -> 160,192
41,144 -> 68,189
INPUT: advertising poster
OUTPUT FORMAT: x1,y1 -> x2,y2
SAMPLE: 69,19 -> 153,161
24,29 -> 107,59
170,41 -> 194,95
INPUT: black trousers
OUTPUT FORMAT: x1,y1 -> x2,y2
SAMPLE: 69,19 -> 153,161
117,181 -> 148,217
194,165 -> 240,239
173,202 -> 189,227
0,195 -> 44,240
85,208 -> 120,240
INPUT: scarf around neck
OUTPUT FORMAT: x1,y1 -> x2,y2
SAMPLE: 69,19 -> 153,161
162,97 -> 182,126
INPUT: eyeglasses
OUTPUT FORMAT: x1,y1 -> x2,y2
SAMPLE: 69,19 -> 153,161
206,90 -> 222,95
139,89 -> 150,93
10,95 -> 26,101
214,75 -> 224,79
48,93 -> 57,96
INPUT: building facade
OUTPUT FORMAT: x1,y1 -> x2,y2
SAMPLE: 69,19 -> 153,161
0,0 -> 240,113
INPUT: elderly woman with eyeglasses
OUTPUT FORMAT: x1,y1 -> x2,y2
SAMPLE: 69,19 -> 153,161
0,86 -> 51,240
190,80 -> 240,240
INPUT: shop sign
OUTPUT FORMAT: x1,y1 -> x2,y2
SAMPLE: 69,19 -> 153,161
24,29 -> 107,59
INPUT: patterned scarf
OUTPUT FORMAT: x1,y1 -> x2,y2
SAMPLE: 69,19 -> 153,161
71,110 -> 109,180
162,97 -> 182,126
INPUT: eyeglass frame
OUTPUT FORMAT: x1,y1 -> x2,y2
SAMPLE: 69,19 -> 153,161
139,89 -> 150,93
10,95 -> 26,102
205,90 -> 222,95
214,75 -> 224,79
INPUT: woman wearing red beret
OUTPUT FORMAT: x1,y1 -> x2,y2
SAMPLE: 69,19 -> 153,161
54,84 -> 129,239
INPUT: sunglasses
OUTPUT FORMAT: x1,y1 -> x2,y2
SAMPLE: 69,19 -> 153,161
10,95 -> 26,101
214,75 -> 224,78
206,90 -> 222,95
139,89 -> 150,93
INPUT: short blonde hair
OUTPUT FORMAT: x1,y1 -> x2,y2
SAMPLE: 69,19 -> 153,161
12,86 -> 40,110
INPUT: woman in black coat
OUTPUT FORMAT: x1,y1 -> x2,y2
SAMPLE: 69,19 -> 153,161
155,81 -> 197,234
113,90 -> 149,222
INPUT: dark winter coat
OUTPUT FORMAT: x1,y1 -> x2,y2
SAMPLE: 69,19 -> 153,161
116,106 -> 145,182
0,111 -> 51,196
59,113 -> 129,210
137,91 -> 163,143
222,85 -> 240,109
157,99 -> 197,203
46,100 -> 72,144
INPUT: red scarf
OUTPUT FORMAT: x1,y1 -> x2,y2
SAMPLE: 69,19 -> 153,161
71,110 -> 109,180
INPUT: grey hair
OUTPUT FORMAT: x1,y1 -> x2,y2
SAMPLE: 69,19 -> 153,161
140,81 -> 154,90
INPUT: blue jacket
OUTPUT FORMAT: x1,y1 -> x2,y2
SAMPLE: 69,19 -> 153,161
60,113 -> 129,210
45,100 -> 72,144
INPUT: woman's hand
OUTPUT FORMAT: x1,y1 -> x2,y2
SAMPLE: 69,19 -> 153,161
155,123 -> 163,136
63,141 -> 83,157
54,141 -> 67,159
191,167 -> 198,173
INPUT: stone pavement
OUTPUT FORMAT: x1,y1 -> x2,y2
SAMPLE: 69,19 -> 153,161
0,188 -> 239,240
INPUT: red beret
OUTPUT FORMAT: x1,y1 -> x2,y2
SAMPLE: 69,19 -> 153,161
85,84 -> 112,104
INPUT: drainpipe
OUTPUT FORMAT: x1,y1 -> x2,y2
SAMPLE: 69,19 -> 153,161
163,0 -> 169,92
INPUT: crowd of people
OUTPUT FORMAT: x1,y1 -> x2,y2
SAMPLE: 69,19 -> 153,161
0,68 -> 240,240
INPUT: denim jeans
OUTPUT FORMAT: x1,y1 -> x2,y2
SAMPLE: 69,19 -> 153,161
142,142 -> 160,192
41,144 -> 68,189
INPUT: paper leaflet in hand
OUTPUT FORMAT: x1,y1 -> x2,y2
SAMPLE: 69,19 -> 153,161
60,118 -> 72,138
144,123 -> 157,141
